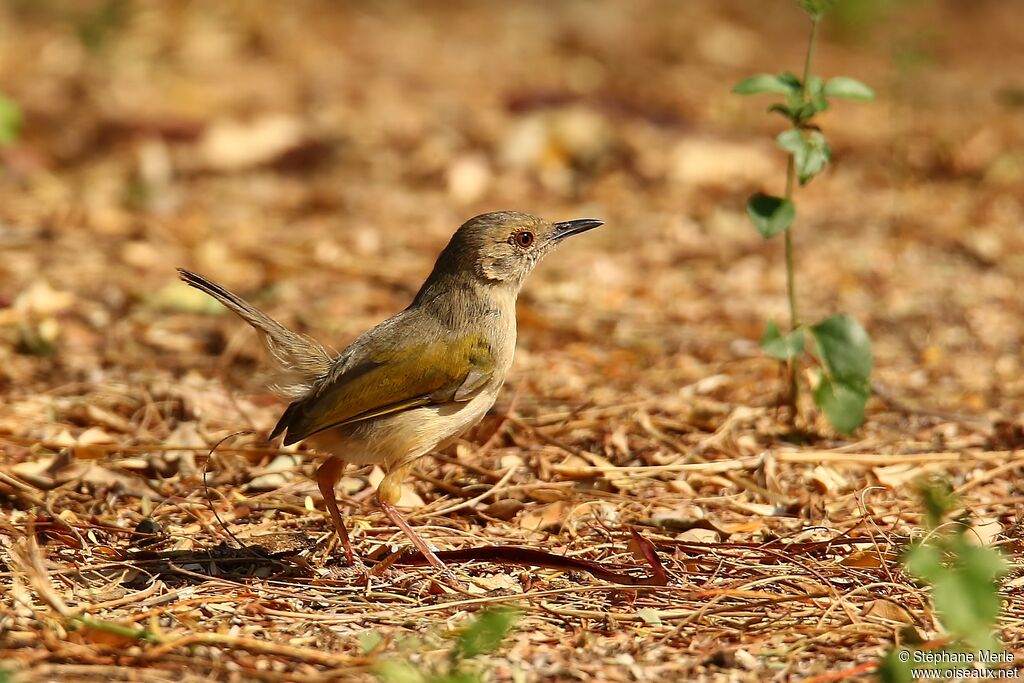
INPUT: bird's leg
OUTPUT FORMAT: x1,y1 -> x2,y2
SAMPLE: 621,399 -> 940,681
377,467 -> 456,580
316,456 -> 355,565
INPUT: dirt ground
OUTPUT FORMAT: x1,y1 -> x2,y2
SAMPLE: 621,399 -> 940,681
1,1 -> 1022,681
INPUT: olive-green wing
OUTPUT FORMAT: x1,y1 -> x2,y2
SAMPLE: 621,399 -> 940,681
272,332 -> 494,446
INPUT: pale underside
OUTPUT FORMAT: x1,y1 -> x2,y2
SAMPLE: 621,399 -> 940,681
304,382 -> 502,471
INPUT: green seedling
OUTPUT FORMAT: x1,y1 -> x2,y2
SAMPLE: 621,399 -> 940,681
0,93 -> 22,147
877,480 -> 1009,682
734,0 -> 875,433
373,608 -> 520,683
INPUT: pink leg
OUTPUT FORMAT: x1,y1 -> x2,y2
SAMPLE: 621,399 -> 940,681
377,466 -> 459,583
316,456 -> 355,565
378,500 -> 453,576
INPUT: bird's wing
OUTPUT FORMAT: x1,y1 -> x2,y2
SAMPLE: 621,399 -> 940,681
271,327 -> 495,446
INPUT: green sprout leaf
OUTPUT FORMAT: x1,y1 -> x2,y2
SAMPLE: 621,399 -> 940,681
777,72 -> 803,92
798,0 -> 838,19
904,542 -> 944,584
767,103 -> 796,122
372,661 -> 426,683
936,539 -> 1007,652
373,608 -> 519,683
777,129 -> 832,185
809,314 -> 872,433
931,568 -> 1000,652
824,76 -> 876,101
358,630 -> 384,654
0,93 -> 22,147
900,482 -> 1009,659
761,320 -> 805,360
733,73 -> 800,96
805,75 -> 830,114
455,608 -> 519,660
953,535 -> 1006,587
812,371 -> 869,433
905,539 -> 1007,653
746,193 -> 795,238
876,648 -> 914,683
810,315 -> 872,384
918,478 -> 956,530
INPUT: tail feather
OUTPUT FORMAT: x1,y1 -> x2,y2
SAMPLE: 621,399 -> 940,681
177,268 -> 333,399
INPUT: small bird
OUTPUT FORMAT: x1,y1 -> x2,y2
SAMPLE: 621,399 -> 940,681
178,211 -> 602,574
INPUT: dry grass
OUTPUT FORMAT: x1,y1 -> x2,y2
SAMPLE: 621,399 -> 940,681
1,1 -> 1023,681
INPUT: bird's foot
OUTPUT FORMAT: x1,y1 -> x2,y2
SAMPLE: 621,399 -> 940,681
314,530 -> 365,570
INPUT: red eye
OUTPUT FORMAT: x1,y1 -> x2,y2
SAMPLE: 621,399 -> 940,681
512,231 -> 535,248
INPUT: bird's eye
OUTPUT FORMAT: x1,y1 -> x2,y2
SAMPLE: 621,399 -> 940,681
511,231 -> 535,248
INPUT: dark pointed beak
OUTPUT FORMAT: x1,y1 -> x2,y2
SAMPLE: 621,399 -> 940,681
552,218 -> 604,242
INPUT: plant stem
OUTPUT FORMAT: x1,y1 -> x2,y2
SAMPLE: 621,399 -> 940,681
783,160 -> 798,331
783,14 -> 821,414
801,17 -> 821,98
783,158 -> 799,410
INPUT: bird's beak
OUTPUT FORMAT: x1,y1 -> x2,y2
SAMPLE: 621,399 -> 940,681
551,218 -> 604,242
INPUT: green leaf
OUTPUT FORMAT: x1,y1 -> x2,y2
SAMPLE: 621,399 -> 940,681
917,478 -> 956,530
358,630 -> 383,654
777,72 -> 802,92
876,649 -> 914,683
932,570 -> 1002,652
767,103 -> 796,123
436,672 -> 481,683
793,103 -> 819,125
777,130 -> 805,166
799,0 -> 838,19
824,76 -> 876,102
904,509 -> 1008,653
809,76 -> 830,115
745,194 -> 795,238
455,608 -> 518,660
809,314 -> 872,432
733,73 -> 800,96
396,635 -> 424,655
777,129 -> 832,184
0,93 -> 22,147
805,131 -> 831,182
955,538 -> 1007,586
900,484 -> 1009,662
812,371 -> 869,433
904,542 -> 944,584
372,661 -> 426,683
809,315 -> 872,384
761,320 -> 805,360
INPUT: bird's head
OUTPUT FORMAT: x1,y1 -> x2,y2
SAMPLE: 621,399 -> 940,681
432,211 -> 604,291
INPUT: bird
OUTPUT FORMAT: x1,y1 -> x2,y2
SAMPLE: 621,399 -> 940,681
178,211 -> 603,575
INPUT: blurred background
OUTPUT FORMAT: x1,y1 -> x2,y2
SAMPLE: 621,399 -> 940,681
1,0 -> 1022,439
2,3 -> 1023,679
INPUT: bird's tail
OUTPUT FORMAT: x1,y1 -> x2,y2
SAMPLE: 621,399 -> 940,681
177,268 -> 332,398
